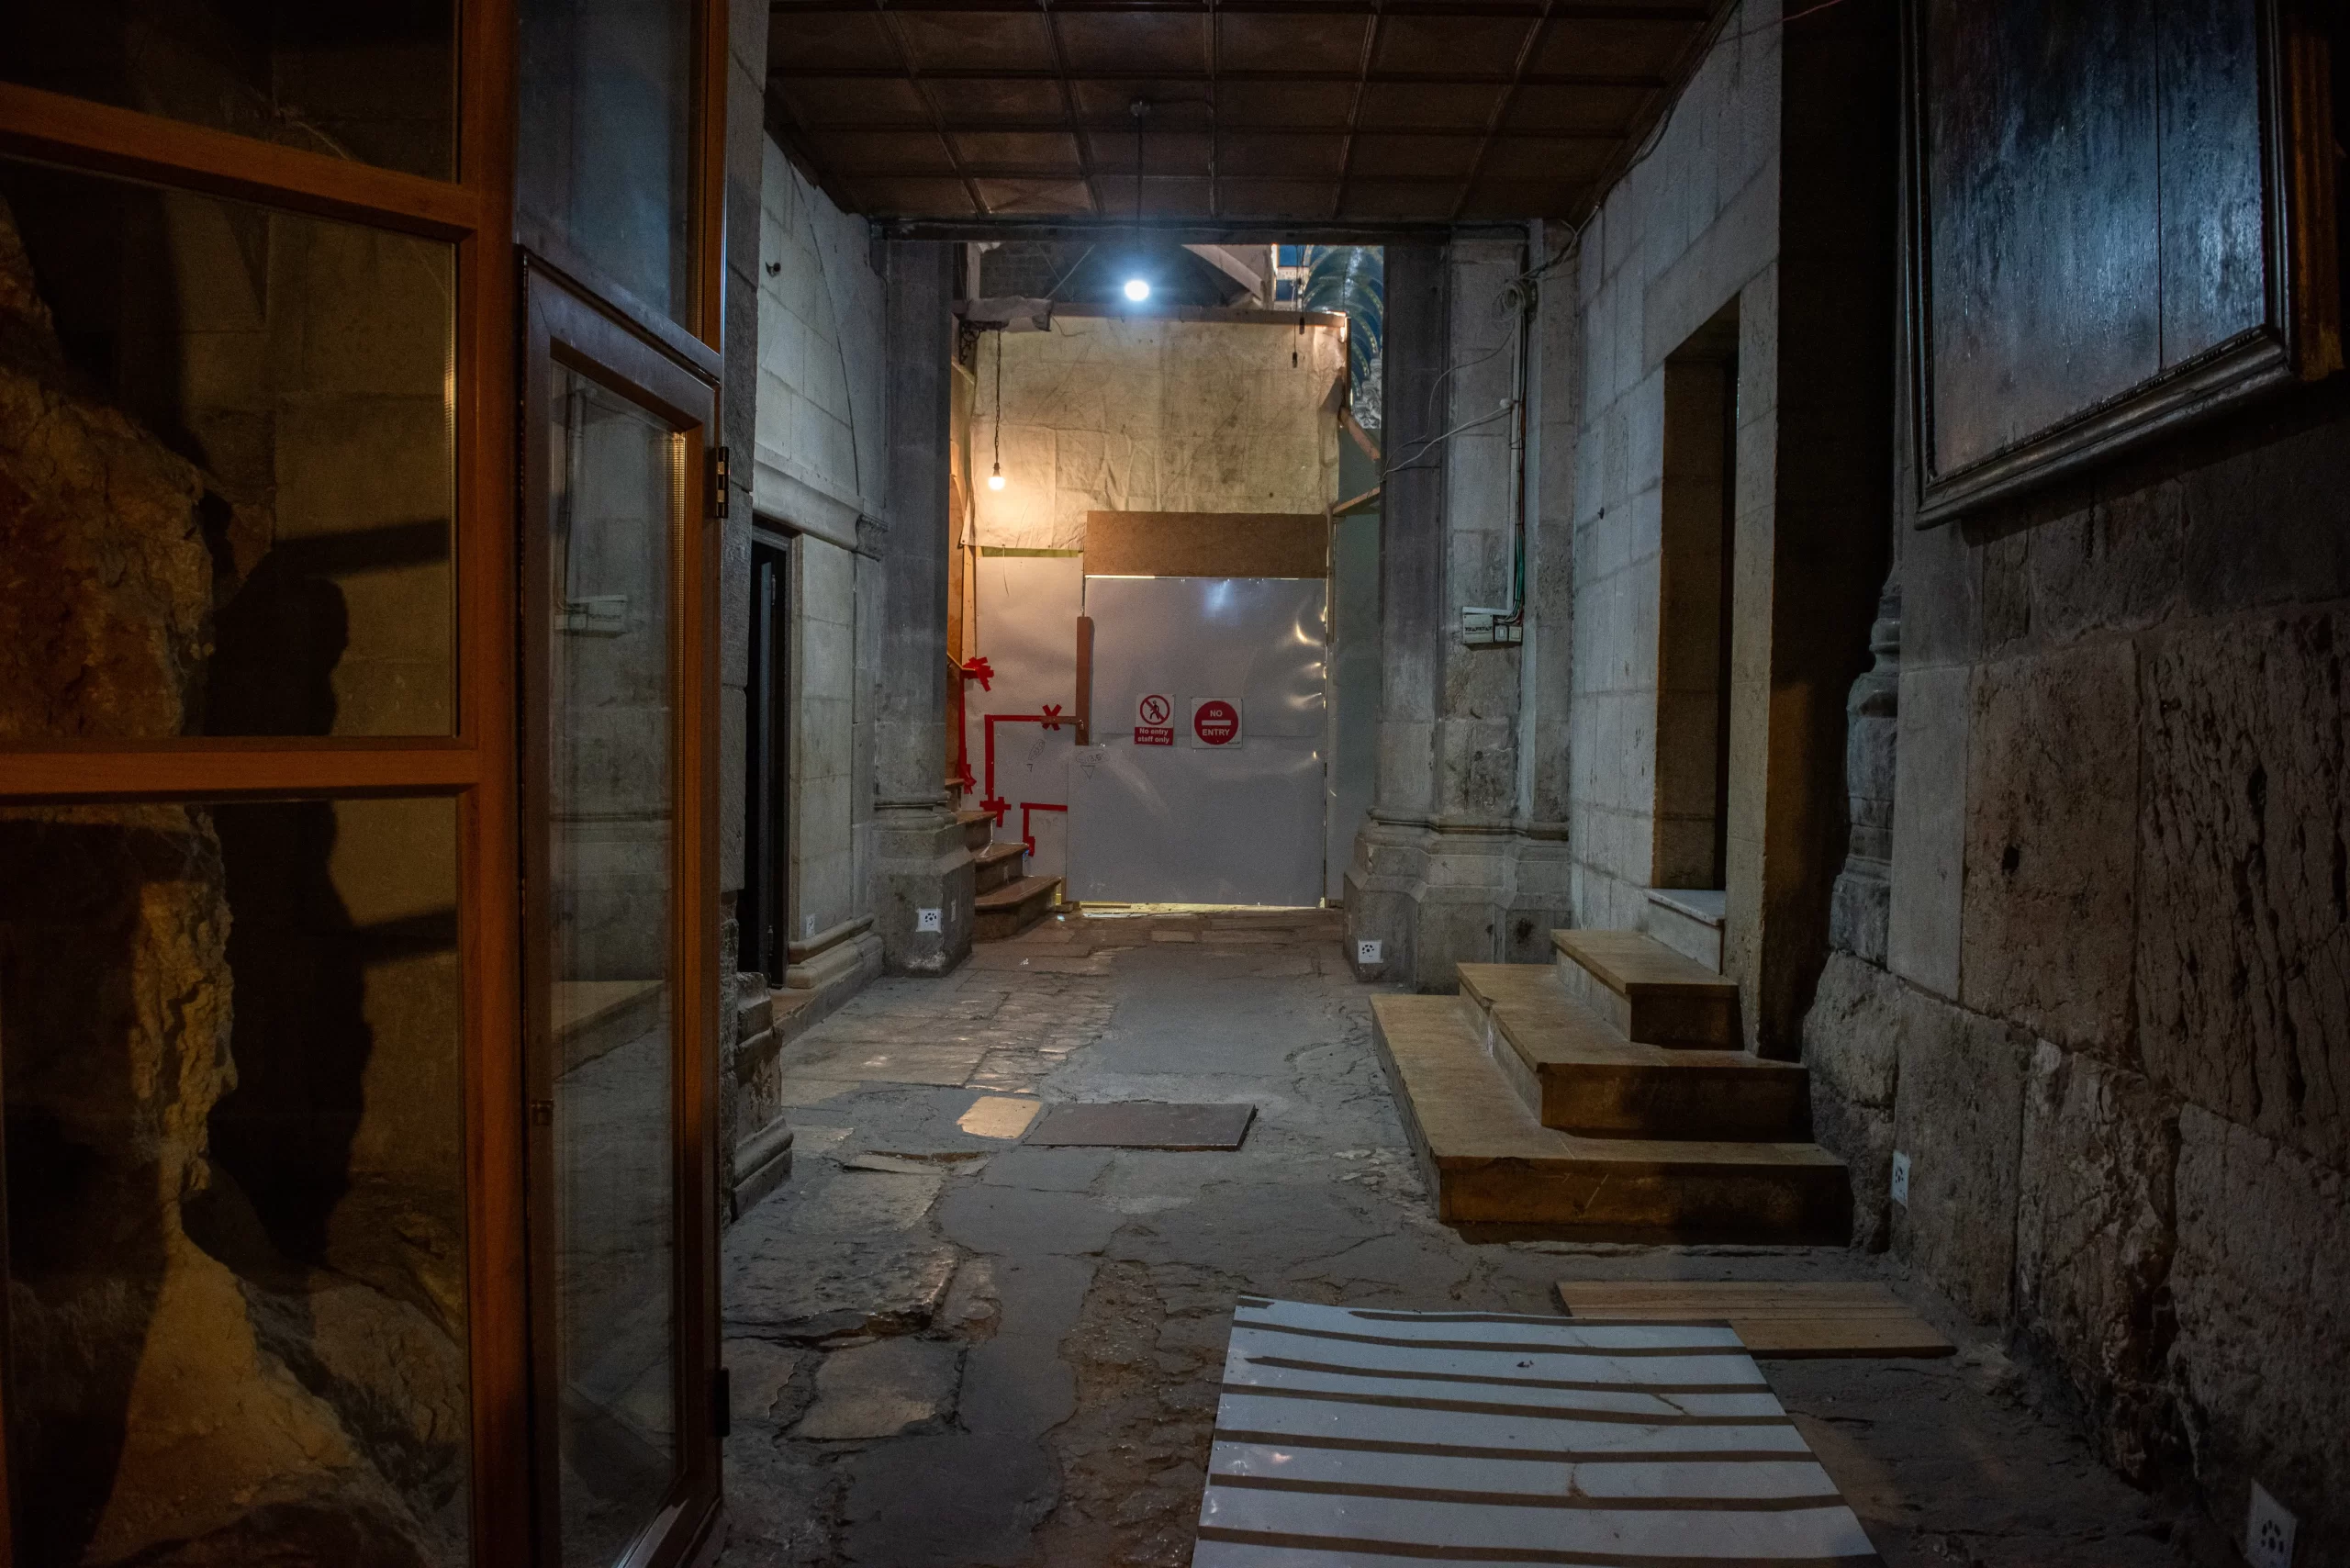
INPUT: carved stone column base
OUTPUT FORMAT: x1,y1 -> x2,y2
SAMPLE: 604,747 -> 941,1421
872,801 -> 974,975
1344,817 -> 1575,991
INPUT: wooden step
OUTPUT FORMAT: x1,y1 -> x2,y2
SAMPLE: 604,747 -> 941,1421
1554,1281 -> 1954,1360
974,873 -> 1062,941
972,839 -> 1027,894
1454,964 -> 1809,1140
956,808 -> 996,855
1553,928 -> 1741,1047
1371,995 -> 1849,1242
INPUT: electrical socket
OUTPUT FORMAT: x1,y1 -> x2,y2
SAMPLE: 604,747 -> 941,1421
2246,1482 -> 2298,1568
1458,610 -> 1524,648
1889,1150 -> 1911,1206
1356,939 -> 1383,966
915,907 -> 943,933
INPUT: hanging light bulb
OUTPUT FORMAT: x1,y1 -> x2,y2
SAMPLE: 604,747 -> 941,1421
1124,276 -> 1151,302
988,463 -> 1006,491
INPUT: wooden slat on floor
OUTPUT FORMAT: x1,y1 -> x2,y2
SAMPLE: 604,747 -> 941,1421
1553,1281 -> 1955,1360
1195,1296 -> 1885,1566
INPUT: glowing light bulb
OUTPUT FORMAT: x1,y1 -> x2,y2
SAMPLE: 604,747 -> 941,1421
1123,277 -> 1150,302
987,465 -> 1006,491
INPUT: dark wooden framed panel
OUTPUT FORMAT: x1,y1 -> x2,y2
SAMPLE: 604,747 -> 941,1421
1905,0 -> 2342,526
516,263 -> 724,1568
0,0 -> 536,1562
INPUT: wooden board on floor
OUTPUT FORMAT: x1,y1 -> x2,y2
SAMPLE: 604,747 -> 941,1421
1196,1297 -> 1886,1565
1553,1281 -> 1955,1359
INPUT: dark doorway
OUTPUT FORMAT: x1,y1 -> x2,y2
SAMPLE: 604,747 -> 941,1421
742,534 -> 791,979
1654,303 -> 1740,892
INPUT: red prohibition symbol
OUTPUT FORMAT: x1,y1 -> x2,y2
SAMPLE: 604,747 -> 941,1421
1193,699 -> 1239,745
1139,693 -> 1171,725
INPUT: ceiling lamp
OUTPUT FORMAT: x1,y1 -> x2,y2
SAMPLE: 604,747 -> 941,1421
1124,276 -> 1151,303
987,463 -> 1006,491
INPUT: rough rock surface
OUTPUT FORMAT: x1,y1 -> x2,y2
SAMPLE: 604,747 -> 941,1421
2014,1043 -> 2181,1482
0,193 -> 462,1564
1960,639 -> 2140,1058
1889,980 -> 2031,1322
2136,612 -> 2349,1171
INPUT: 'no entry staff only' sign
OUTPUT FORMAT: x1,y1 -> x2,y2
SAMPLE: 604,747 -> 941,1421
1135,693 -> 1174,745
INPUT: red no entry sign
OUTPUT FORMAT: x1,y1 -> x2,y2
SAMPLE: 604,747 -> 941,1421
1192,698 -> 1240,745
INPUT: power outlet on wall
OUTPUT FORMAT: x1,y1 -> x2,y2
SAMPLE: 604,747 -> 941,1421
916,907 -> 943,933
1357,940 -> 1383,966
2246,1482 -> 2299,1568
1889,1151 -> 1911,1207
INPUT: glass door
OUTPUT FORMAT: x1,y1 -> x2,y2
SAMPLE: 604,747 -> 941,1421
520,268 -> 720,1568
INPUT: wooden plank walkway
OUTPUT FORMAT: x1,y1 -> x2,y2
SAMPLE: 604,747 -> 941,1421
1194,1297 -> 1885,1566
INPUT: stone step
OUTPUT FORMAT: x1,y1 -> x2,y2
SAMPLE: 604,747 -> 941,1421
1643,887 -> 1726,972
1455,963 -> 1808,1141
974,874 -> 1062,941
1370,994 -> 1848,1242
956,807 -> 995,855
973,840 -> 1028,894
1553,927 -> 1741,1048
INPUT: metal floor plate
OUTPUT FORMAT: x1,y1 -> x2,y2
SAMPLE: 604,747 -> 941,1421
1193,1296 -> 1884,1566
1024,1101 -> 1257,1149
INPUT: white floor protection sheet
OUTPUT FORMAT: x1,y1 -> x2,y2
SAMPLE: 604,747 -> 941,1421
1193,1297 -> 1884,1567
1073,575 -> 1326,907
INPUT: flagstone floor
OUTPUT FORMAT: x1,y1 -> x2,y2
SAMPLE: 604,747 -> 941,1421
715,910 -> 2219,1568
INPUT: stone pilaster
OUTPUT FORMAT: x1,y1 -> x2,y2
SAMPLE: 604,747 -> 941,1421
1829,575 -> 1900,962
1345,238 -> 1574,991
871,241 -> 974,975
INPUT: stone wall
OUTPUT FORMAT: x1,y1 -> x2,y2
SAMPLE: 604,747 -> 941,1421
1345,237 -> 1576,988
1806,347 -> 2350,1550
971,312 -> 1343,552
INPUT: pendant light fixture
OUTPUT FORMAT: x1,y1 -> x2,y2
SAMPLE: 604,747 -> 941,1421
987,326 -> 1006,489
1123,98 -> 1150,304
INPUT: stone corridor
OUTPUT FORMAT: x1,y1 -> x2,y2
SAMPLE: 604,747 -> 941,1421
709,910 -> 2211,1567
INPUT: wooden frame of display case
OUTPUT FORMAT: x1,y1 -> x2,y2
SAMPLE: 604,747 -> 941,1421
516,262 -> 723,1568
0,2 -> 731,1562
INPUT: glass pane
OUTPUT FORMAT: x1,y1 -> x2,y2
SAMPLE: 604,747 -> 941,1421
518,0 -> 698,326
0,159 -> 456,737
544,363 -> 679,1561
0,3 -> 456,182
1,795 -> 469,1565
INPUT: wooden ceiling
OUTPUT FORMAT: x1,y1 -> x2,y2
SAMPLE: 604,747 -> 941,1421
765,2 -> 1724,230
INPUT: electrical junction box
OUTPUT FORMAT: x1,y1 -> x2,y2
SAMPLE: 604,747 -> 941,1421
1460,610 -> 1523,647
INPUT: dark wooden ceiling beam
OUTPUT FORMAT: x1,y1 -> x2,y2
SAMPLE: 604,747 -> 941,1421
1449,2 -> 1552,221
1038,1 -> 1108,216
869,0 -> 991,214
774,0 -> 1703,17
792,118 -> 1626,138
770,66 -> 1670,88
1327,4 -> 1381,220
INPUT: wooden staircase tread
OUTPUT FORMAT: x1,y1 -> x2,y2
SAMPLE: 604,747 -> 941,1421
1457,964 -> 1796,1076
1372,996 -> 1840,1173
975,873 -> 1061,911
1553,1281 -> 1955,1360
1554,928 -> 1739,997
974,841 -> 1026,867
1493,1002 -> 1804,1078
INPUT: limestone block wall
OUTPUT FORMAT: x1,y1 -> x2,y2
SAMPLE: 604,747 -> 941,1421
1805,396 -> 2350,1547
750,136 -> 885,975
971,312 -> 1342,552
1567,4 -> 1780,938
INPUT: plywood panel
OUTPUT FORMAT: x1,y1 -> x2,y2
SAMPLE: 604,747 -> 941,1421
1085,510 -> 1326,579
1554,1281 -> 1956,1359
